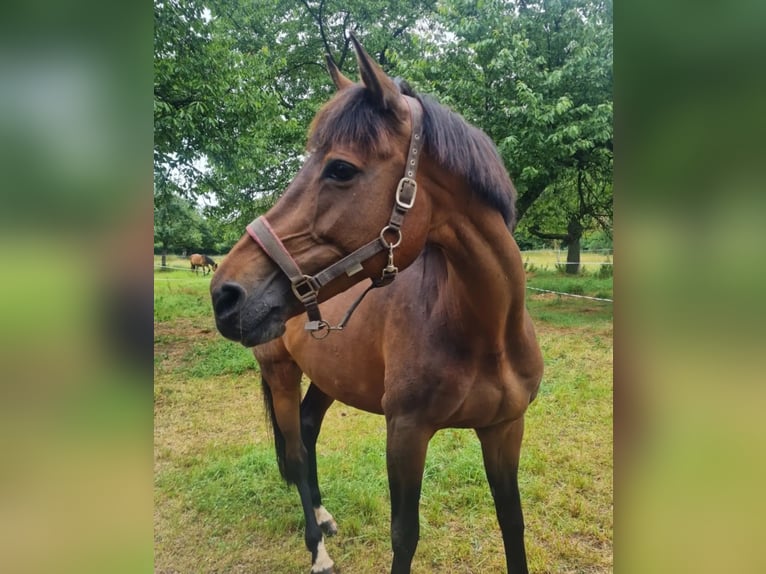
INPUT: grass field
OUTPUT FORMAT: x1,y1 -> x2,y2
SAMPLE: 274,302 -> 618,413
154,261 -> 613,573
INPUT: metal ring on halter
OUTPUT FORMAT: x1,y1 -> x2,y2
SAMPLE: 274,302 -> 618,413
309,320 -> 332,339
379,225 -> 403,248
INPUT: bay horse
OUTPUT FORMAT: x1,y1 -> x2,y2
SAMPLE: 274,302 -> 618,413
190,253 -> 217,275
210,35 -> 543,574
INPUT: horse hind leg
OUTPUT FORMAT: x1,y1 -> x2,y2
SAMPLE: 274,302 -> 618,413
476,417 -> 529,574
260,361 -> 335,574
300,383 -> 338,536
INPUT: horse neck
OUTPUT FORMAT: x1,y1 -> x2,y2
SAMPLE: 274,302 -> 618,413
424,169 -> 526,345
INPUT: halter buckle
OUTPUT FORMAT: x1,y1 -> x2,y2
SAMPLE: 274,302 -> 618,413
396,177 -> 417,209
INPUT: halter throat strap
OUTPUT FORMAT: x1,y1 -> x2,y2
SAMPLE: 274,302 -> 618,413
246,95 -> 423,337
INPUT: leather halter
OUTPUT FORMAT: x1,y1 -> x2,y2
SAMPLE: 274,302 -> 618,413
245,95 -> 424,338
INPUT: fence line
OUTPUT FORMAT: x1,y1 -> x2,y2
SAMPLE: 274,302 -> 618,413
155,264 -> 191,271
155,264 -> 210,272
526,286 -> 613,303
529,261 -> 612,266
520,248 -> 613,253
155,277 -> 210,282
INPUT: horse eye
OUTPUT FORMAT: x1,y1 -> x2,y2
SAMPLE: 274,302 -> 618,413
323,160 -> 358,182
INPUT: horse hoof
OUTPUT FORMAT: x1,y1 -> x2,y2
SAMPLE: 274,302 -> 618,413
320,519 -> 338,537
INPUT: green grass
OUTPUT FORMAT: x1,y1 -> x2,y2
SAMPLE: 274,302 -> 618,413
527,272 -> 613,301
522,249 -> 614,301
154,273 -> 613,573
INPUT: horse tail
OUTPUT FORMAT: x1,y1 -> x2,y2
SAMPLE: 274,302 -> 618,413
260,376 -> 289,483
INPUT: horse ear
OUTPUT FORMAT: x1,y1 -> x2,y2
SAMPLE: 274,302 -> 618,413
325,54 -> 354,91
349,33 -> 400,111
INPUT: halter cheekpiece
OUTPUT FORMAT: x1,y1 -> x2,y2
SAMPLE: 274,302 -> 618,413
245,95 -> 424,339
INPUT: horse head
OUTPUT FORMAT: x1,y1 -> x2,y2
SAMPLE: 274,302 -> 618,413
211,36 -> 431,347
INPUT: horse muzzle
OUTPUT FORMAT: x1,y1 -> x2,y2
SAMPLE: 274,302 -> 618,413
211,279 -> 291,347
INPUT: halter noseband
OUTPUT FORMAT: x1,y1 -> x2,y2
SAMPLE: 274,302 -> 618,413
245,95 -> 424,339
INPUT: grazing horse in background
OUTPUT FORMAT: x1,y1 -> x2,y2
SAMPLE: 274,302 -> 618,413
210,35 -> 543,574
190,253 -> 217,275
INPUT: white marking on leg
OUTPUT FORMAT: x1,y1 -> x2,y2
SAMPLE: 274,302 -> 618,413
314,505 -> 334,525
314,505 -> 338,535
311,539 -> 334,573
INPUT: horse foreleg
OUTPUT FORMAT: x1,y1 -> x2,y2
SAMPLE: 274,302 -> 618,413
476,417 -> 528,574
300,383 -> 338,536
386,416 -> 433,574
261,363 -> 335,574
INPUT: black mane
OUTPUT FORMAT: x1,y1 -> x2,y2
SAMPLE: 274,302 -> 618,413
417,93 -> 516,227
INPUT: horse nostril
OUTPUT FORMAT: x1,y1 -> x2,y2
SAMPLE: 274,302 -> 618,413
212,282 -> 246,319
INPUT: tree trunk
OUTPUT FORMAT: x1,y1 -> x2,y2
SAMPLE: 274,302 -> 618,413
566,235 -> 581,274
528,217 -> 584,274
161,242 -> 168,268
565,218 -> 583,275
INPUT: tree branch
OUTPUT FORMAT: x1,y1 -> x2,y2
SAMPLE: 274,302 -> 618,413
529,226 -> 570,241
516,183 -> 547,223
338,15 -> 352,69
317,0 -> 333,58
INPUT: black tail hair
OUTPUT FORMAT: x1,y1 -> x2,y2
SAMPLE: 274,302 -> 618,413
260,376 -> 289,483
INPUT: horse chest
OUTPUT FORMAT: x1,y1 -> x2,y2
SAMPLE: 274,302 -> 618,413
290,339 -> 387,414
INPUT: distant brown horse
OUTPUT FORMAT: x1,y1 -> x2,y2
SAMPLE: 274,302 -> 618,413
210,35 -> 543,574
190,253 -> 217,275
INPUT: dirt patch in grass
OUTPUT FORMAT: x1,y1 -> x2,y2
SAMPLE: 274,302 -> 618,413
154,374 -> 266,476
155,317 -> 219,373
535,317 -> 613,343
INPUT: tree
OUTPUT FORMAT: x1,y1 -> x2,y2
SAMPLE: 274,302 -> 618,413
154,0 -> 246,255
154,0 -> 612,254
527,158 -> 612,273
154,173 -> 211,266
508,0 -> 612,273
399,0 -> 612,270
155,0 -> 231,184
155,0 -> 437,239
